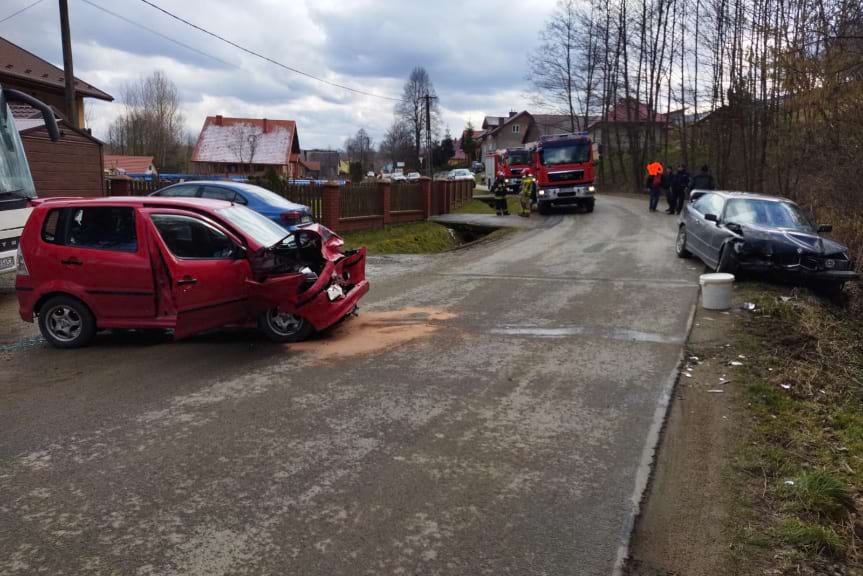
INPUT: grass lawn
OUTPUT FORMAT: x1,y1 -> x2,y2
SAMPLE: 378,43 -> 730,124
341,221 -> 459,254
728,284 -> 863,572
454,197 -> 521,215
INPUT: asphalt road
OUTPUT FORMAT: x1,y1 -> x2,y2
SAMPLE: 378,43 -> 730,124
0,194 -> 702,576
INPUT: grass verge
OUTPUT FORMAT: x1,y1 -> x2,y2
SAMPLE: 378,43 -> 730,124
454,197 -> 521,215
341,221 -> 459,254
729,283 -> 863,573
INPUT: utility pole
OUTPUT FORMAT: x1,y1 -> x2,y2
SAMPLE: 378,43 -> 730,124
424,93 -> 436,179
59,0 -> 78,128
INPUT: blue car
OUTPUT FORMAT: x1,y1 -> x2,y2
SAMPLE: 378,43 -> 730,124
149,181 -> 314,230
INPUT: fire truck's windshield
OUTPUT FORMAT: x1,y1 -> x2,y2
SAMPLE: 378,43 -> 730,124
540,142 -> 591,166
0,91 -> 37,201
506,150 -> 531,165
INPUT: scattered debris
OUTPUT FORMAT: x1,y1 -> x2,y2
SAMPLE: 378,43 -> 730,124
684,372 -> 693,378
738,355 -> 746,359
741,302 -> 757,311
689,356 -> 700,362
780,384 -> 791,390
730,361 -> 744,367
784,480 -> 795,486
707,389 -> 725,393
718,378 -> 731,386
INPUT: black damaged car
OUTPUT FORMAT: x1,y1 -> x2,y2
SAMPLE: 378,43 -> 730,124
675,190 -> 858,285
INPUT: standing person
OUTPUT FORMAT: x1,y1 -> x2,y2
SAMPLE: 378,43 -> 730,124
645,166 -> 663,212
519,169 -> 534,217
689,164 -> 716,193
672,164 -> 691,214
492,169 -> 509,216
663,164 -> 675,214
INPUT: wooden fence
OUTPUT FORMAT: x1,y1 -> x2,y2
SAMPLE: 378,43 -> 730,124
341,182 -> 382,218
390,182 -> 424,212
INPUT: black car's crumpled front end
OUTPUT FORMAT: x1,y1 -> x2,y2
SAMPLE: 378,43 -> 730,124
728,226 -> 858,283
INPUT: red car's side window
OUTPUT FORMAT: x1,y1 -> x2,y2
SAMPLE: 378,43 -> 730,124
40,207 -> 138,252
150,214 -> 242,260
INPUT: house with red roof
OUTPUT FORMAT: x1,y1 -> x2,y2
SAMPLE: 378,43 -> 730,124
191,115 -> 301,178
103,155 -> 157,176
587,98 -> 667,152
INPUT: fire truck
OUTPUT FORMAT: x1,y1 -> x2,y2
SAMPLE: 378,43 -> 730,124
529,133 -> 596,214
487,147 -> 532,193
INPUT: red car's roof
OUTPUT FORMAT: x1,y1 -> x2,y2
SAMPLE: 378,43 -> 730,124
33,196 -> 233,211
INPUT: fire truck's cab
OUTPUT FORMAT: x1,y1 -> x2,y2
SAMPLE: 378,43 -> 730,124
530,133 -> 596,214
499,147 -> 532,193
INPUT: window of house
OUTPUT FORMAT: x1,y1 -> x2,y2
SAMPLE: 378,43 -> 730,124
512,124 -> 520,134
42,207 -> 138,252
151,214 -> 240,259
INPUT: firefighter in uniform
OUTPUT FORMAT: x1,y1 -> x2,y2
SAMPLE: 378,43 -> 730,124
492,169 -> 509,216
519,169 -> 534,217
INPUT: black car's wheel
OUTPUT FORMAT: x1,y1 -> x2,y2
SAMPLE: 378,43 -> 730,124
38,295 -> 97,349
258,308 -> 313,343
675,226 -> 692,258
715,245 -> 738,274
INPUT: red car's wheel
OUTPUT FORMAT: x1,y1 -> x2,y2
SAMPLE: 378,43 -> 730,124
38,295 -> 97,349
258,308 -> 313,343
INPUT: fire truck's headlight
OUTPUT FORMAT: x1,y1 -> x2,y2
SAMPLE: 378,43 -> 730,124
588,186 -> 596,193
538,190 -> 545,197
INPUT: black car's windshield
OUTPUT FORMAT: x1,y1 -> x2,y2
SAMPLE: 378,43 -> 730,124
724,199 -> 814,231
506,150 -> 530,165
216,205 -> 293,247
540,142 -> 591,166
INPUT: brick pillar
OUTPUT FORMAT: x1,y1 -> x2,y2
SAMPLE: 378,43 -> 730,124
321,182 -> 341,231
419,177 -> 432,218
379,180 -> 392,225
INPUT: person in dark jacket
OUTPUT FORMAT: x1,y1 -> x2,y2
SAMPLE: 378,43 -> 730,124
645,168 -> 663,212
491,170 -> 509,216
688,165 -> 715,193
671,164 -> 691,214
663,165 -> 675,214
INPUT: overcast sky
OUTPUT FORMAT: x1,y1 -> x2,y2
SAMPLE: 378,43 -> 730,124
1,0 -> 558,149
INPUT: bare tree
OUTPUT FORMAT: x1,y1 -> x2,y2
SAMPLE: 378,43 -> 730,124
344,128 -> 374,171
225,123 -> 261,173
378,119 -> 414,169
396,67 -> 439,166
106,71 -> 187,171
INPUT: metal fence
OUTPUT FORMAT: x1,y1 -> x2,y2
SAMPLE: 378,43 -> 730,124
341,182 -> 382,218
390,182 -> 423,212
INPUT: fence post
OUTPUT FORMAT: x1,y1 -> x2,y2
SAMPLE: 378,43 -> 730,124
106,176 -> 132,196
379,180 -> 392,225
419,177 -> 431,218
321,182 -> 341,231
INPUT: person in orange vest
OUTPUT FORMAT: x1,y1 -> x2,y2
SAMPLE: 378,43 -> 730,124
645,164 -> 663,212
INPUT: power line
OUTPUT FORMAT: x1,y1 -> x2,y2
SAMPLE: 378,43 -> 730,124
137,0 -> 403,103
0,0 -> 45,25
78,0 -> 237,69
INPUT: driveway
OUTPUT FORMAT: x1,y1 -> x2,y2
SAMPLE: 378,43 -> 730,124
0,194 -> 702,576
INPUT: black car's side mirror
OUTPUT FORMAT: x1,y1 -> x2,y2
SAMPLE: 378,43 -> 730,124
705,213 -> 719,223
818,224 -> 833,233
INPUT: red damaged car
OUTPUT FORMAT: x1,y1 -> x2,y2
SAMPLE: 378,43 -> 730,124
14,197 -> 369,348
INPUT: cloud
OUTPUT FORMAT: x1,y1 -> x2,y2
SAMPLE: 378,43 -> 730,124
0,0 -> 554,149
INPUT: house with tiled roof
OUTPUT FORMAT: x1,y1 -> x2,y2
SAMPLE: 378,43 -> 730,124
103,155 -> 157,176
587,99 -> 667,152
191,115 -> 301,178
0,37 -> 113,129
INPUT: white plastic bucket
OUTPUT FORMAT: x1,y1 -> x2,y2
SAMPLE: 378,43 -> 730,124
699,273 -> 735,310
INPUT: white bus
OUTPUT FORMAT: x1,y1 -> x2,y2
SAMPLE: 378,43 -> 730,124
0,86 -> 59,275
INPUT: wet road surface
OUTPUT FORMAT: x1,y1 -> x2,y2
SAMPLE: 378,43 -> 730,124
0,195 -> 702,575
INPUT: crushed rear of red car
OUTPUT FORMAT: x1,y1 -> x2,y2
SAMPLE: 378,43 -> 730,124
15,197 -> 369,348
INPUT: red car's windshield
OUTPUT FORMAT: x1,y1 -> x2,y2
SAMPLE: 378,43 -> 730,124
216,205 -> 292,247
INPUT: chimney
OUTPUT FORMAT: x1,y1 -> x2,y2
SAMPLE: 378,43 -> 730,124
215,115 -> 223,126
262,118 -> 268,134
509,110 -> 517,118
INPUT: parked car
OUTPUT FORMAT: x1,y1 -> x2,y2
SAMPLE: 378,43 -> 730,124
15,197 -> 369,348
433,171 -> 451,181
150,181 -> 313,231
471,161 -> 484,173
390,172 -> 408,182
366,171 -> 375,178
676,190 -> 858,285
406,172 -> 421,182
448,169 -> 474,181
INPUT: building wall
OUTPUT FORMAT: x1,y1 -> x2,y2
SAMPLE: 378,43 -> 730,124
22,125 -> 104,197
